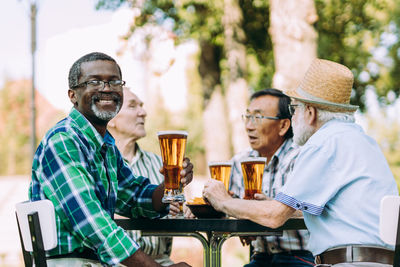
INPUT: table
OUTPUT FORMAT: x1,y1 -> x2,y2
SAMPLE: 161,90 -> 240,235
115,218 -> 306,267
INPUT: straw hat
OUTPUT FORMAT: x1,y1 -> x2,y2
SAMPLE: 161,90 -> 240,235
285,58 -> 358,112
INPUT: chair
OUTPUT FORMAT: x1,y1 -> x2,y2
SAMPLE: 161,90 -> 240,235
15,200 -> 57,267
380,195 -> 400,267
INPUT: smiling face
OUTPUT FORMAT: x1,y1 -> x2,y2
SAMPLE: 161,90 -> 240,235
245,95 -> 288,157
68,60 -> 123,125
109,88 -> 147,141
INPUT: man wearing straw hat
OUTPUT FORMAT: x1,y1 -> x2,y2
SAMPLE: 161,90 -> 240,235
203,58 -> 398,266
230,88 -> 314,267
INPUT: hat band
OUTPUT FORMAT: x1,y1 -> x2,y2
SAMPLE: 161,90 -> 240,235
296,86 -> 355,109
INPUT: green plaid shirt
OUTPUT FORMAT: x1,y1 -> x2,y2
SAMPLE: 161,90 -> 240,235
29,108 -> 165,265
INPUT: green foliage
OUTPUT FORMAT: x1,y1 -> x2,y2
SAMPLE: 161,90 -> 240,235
365,112 -> 400,191
97,0 -> 400,109
315,0 -> 400,110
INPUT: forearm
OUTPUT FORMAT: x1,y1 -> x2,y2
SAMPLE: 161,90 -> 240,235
220,198 -> 295,228
121,249 -> 161,267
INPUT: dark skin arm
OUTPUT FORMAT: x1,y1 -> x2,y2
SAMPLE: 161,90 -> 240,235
121,249 -> 191,266
122,159 -> 194,266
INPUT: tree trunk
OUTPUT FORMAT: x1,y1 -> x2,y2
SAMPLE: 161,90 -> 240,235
203,86 -> 231,162
269,0 -> 318,91
197,41 -> 229,165
223,0 -> 249,155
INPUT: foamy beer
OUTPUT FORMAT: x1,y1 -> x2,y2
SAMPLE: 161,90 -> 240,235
241,157 -> 266,199
158,130 -> 188,203
208,161 -> 232,191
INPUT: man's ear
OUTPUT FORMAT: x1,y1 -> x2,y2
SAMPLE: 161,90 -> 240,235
279,118 -> 291,137
305,105 -> 317,126
68,89 -> 77,106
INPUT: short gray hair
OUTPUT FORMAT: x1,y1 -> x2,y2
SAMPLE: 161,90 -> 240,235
316,108 -> 355,124
68,52 -> 122,89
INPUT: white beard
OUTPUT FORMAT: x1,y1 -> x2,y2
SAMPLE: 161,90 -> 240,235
91,101 -> 122,121
292,112 -> 315,146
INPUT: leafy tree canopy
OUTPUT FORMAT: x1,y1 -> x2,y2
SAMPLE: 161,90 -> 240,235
97,0 -> 400,111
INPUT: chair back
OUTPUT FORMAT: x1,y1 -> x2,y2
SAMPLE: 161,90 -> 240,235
379,195 -> 400,267
15,199 -> 57,267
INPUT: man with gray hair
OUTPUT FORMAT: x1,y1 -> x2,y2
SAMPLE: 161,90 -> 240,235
203,58 -> 398,266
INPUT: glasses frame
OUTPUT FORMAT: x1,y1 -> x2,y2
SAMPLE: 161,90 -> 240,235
288,103 -> 305,116
73,80 -> 126,90
242,114 -> 280,125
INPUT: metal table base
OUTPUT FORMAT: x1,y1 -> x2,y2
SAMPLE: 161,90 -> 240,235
116,218 -> 306,267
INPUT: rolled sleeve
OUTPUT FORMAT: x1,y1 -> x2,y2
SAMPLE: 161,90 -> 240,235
277,143 -> 342,215
275,192 -> 323,215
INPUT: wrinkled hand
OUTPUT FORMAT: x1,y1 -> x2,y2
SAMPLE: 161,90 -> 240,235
239,236 -> 256,246
170,263 -> 191,267
183,203 -> 195,218
254,193 -> 269,201
202,179 -> 231,211
169,202 -> 181,216
228,190 -> 236,197
180,157 -> 193,187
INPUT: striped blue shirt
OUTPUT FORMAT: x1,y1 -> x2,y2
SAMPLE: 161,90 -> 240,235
230,138 -> 310,254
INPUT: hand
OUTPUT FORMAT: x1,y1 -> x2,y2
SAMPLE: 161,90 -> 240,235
180,157 -> 193,187
168,202 -> 181,216
254,193 -> 269,200
228,190 -> 236,197
202,179 -> 231,211
170,263 -> 191,267
239,236 -> 256,246
183,203 -> 195,218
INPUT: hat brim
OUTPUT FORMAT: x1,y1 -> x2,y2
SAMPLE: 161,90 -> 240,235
285,87 -> 358,113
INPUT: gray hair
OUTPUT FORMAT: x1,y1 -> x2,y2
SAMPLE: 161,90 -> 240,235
68,52 -> 122,89
316,108 -> 355,124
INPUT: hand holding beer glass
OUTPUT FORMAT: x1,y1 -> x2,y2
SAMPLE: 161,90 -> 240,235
208,161 -> 232,191
241,157 -> 266,199
158,130 -> 188,203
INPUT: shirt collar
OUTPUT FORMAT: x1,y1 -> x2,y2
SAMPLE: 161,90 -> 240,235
130,143 -> 143,164
69,107 -> 115,149
250,138 -> 294,168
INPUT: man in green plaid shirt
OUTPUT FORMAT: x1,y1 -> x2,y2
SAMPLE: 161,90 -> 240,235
29,52 -> 193,267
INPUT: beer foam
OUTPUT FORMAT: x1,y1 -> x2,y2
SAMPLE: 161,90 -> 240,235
208,161 -> 232,167
157,130 -> 188,136
240,157 -> 267,163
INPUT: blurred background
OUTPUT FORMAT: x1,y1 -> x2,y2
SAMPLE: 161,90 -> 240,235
1,0 -> 400,266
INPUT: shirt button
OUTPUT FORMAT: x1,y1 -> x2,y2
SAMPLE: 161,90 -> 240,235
304,206 -> 308,210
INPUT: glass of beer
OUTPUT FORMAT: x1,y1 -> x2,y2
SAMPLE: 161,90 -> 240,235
158,130 -> 188,203
241,157 -> 266,199
208,161 -> 232,191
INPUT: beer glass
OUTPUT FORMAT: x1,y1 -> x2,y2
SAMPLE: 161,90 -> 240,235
158,130 -> 188,203
241,157 -> 266,199
208,161 -> 232,191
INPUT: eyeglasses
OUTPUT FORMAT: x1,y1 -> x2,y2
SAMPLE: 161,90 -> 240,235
73,80 -> 126,90
242,114 -> 280,125
288,104 -> 303,116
